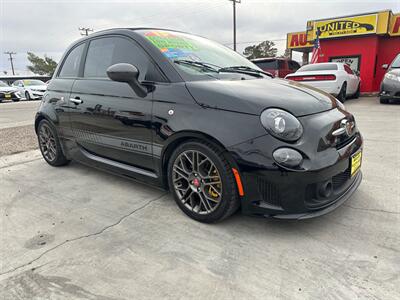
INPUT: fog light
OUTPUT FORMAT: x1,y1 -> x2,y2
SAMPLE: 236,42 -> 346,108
273,148 -> 303,168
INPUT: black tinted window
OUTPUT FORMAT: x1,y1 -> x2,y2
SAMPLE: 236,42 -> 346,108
84,37 -> 155,81
299,63 -> 338,71
254,60 -> 278,70
59,43 -> 84,77
289,60 -> 300,70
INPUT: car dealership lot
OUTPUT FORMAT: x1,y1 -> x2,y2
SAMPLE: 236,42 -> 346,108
0,97 -> 399,299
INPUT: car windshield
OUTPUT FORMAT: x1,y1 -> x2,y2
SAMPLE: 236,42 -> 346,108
0,81 -> 8,87
23,80 -> 45,86
138,30 -> 266,80
298,63 -> 338,72
391,54 -> 400,68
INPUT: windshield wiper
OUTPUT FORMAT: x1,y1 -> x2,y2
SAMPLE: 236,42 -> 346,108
174,60 -> 220,73
219,66 -> 273,78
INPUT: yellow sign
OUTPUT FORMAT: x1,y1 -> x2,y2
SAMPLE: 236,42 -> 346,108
311,14 -> 378,39
287,31 -> 313,49
389,13 -> 400,36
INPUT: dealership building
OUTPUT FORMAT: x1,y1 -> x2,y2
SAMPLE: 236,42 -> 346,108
287,10 -> 400,93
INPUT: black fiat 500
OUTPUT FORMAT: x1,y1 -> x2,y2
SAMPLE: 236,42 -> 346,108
35,28 -> 363,223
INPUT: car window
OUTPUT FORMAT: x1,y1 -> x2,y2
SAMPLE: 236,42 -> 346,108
59,43 -> 85,78
254,60 -> 278,70
344,65 -> 353,75
391,54 -> 400,68
289,60 -> 300,71
83,36 -> 159,82
299,64 -> 338,71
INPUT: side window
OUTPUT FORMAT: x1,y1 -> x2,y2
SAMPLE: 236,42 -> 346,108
58,43 -> 85,78
344,65 -> 353,75
289,60 -> 300,71
83,36 -> 162,82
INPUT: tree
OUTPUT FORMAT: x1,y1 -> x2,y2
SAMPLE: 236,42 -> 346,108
27,52 -> 58,75
280,48 -> 291,59
243,40 -> 278,59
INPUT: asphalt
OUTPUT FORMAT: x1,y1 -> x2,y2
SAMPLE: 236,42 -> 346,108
0,97 -> 399,299
0,100 -> 40,129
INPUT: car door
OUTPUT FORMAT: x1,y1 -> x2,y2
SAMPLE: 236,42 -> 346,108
48,42 -> 86,141
68,35 -> 159,171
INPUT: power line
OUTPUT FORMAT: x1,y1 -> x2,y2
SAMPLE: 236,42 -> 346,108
78,27 -> 93,36
4,51 -> 16,75
228,0 -> 241,51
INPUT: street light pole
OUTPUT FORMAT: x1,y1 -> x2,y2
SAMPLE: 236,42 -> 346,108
229,0 -> 241,52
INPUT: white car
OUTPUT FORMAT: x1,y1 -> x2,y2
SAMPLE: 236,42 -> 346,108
0,81 -> 22,102
12,79 -> 47,100
285,62 -> 360,102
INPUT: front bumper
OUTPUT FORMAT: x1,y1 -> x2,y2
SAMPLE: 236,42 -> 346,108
0,91 -> 21,101
29,90 -> 45,99
229,109 -> 363,219
380,80 -> 400,100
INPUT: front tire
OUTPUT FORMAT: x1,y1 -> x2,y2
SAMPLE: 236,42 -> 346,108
167,140 -> 240,223
337,82 -> 347,103
380,97 -> 389,104
37,120 -> 70,166
25,91 -> 31,101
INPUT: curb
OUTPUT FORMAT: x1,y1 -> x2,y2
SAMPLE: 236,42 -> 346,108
0,150 -> 42,169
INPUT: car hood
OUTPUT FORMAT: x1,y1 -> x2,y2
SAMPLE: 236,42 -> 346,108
0,86 -> 17,92
27,85 -> 47,90
388,68 -> 400,76
185,78 -> 338,116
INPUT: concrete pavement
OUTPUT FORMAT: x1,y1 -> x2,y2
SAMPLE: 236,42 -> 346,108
0,97 -> 399,299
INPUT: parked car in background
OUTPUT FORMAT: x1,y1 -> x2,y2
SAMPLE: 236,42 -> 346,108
380,53 -> 400,104
252,57 -> 300,78
285,62 -> 360,102
0,81 -> 22,103
12,79 -> 47,100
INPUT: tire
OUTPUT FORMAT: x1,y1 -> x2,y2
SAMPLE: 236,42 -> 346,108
25,91 -> 31,101
37,119 -> 70,166
337,82 -> 347,103
167,140 -> 240,223
380,97 -> 389,104
12,99 -> 20,102
353,84 -> 360,99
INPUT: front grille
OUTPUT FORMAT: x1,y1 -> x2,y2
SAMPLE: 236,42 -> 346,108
256,177 -> 282,207
332,168 -> 351,189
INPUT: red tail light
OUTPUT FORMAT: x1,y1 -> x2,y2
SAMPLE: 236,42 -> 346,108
287,74 -> 336,81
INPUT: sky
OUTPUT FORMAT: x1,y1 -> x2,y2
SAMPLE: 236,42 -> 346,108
0,0 -> 399,75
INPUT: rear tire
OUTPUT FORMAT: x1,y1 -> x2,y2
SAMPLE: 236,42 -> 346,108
37,119 -> 70,166
337,82 -> 347,103
353,84 -> 360,99
380,97 -> 389,104
167,140 -> 240,223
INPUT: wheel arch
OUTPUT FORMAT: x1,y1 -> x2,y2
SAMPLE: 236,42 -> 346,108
159,130 -> 238,189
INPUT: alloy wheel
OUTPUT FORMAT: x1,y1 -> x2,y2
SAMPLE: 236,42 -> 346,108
38,124 -> 57,162
172,150 -> 223,215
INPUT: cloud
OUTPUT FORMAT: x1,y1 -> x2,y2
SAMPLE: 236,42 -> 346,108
0,0 -> 398,73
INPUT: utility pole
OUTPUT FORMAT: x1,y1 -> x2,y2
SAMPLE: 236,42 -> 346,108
78,27 -> 93,36
229,0 -> 241,51
4,51 -> 16,75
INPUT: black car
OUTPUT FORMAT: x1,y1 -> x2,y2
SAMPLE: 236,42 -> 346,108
380,53 -> 400,104
35,28 -> 363,223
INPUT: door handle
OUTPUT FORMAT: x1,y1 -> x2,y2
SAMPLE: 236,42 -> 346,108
70,97 -> 83,105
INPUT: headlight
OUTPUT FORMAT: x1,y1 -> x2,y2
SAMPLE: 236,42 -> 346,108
385,73 -> 400,82
260,108 -> 303,141
273,148 -> 303,168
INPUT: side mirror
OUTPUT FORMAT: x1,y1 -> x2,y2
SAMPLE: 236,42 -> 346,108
382,64 -> 388,69
106,63 -> 147,98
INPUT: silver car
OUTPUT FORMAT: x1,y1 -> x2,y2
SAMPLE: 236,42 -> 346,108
380,53 -> 400,104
